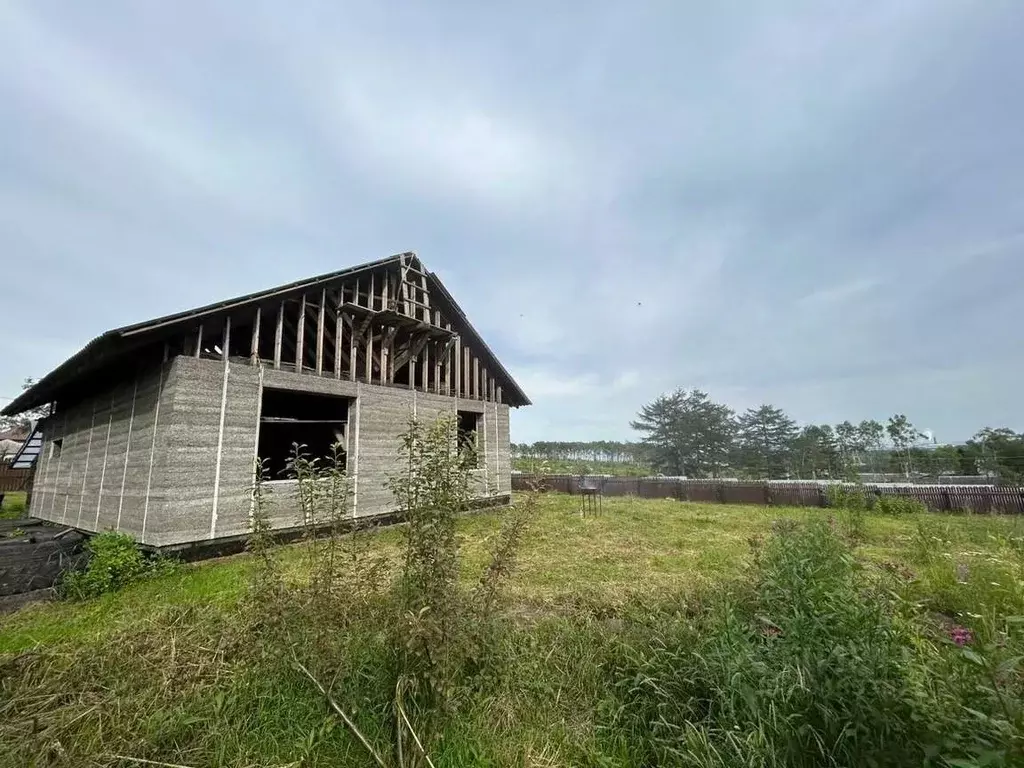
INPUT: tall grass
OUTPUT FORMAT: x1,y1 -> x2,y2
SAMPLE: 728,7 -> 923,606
1,481 -> 1022,765
0,490 -> 27,519
600,519 -> 1024,767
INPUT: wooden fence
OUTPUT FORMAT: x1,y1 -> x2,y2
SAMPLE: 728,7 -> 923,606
0,467 -> 33,493
511,475 -> 1024,514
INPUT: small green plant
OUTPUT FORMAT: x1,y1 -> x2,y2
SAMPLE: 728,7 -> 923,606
825,484 -> 870,541
826,483 -> 871,512
60,531 -> 177,600
876,494 -> 928,516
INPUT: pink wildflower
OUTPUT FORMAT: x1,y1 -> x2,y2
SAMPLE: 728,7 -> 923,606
950,625 -> 974,647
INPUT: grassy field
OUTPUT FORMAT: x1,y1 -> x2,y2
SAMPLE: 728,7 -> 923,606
0,490 -> 27,519
2,494 -> 1023,766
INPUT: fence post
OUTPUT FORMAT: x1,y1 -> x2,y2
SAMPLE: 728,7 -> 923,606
763,483 -> 772,506
717,483 -> 725,504
942,489 -> 951,512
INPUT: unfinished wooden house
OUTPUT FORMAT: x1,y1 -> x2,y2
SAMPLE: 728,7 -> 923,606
2,253 -> 529,548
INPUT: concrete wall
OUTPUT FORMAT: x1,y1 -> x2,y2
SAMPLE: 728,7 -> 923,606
149,358 -> 512,547
30,363 -> 175,544
350,385 -> 510,517
146,356 -> 261,546
31,357 -> 512,547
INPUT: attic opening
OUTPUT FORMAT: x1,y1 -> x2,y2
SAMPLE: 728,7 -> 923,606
257,389 -> 351,480
457,410 -> 480,469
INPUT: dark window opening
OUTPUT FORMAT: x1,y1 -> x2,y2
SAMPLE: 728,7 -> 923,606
256,307 -> 278,363
228,317 -> 253,358
415,355 -> 427,390
50,438 -> 63,461
257,389 -> 351,480
457,410 -> 480,469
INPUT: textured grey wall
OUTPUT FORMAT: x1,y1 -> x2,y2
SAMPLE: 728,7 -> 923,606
32,356 -> 512,547
29,364 -> 174,543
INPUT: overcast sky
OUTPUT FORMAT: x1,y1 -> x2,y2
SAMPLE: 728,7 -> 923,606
2,2 -> 1022,444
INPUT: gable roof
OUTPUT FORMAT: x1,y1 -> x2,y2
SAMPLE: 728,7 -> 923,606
3,252 -> 530,415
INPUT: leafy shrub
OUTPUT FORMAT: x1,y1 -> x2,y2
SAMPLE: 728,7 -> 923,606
245,417 -> 539,766
876,494 -> 928,516
828,485 -> 928,516
826,483 -> 873,512
61,531 -> 176,600
825,484 -> 873,541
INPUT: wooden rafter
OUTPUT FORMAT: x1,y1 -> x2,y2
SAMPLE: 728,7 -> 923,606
150,259 -> 522,401
392,334 -> 431,373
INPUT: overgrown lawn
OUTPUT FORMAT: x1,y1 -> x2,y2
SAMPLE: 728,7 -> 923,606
2,494 -> 1022,766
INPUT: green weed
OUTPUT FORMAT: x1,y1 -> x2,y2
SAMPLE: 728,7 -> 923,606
59,530 -> 179,600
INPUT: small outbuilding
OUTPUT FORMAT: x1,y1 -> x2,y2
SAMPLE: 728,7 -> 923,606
1,253 -> 529,547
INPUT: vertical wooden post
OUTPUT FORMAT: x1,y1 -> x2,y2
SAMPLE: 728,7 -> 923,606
222,317 -> 231,361
447,326 -> 455,396
365,329 -> 374,383
455,338 -> 463,398
496,385 -> 502,405
399,268 -> 406,313
194,324 -> 203,358
421,341 -> 428,391
334,292 -> 343,379
316,289 -> 326,375
369,273 -> 376,311
473,357 -> 480,400
433,343 -> 441,394
295,295 -> 306,373
250,307 -> 261,364
349,319 -> 358,382
273,302 -> 283,369
419,270 -> 429,323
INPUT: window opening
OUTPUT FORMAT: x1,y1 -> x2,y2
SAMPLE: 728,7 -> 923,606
257,389 -> 351,479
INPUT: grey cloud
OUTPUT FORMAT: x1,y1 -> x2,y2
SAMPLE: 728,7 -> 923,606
1,1 -> 1022,444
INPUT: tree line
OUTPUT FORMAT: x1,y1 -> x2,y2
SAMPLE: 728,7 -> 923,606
630,388 -> 1024,482
511,441 -> 644,465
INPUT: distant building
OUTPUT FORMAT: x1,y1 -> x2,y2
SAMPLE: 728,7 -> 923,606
0,439 -> 23,463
